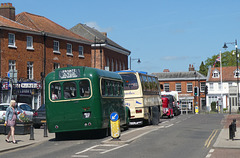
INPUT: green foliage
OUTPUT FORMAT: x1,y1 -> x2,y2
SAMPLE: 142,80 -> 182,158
199,50 -> 238,75
211,102 -> 217,112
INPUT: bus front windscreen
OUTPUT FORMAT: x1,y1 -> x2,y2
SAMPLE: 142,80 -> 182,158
120,74 -> 139,90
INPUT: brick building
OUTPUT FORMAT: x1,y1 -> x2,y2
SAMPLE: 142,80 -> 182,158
0,3 -> 130,109
152,64 -> 207,113
70,23 -> 131,71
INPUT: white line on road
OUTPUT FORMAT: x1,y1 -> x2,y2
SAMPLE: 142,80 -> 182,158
165,124 -> 174,128
100,144 -> 129,154
71,155 -> 89,157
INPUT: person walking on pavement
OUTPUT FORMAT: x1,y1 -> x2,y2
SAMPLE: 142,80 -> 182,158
4,100 -> 22,144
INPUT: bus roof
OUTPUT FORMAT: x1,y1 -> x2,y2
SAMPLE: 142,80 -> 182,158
117,70 -> 148,75
46,66 -> 122,80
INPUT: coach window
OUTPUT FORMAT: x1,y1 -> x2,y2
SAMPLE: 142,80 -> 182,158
101,79 -> 106,96
79,80 -> 90,97
50,82 -> 61,100
63,81 -> 76,99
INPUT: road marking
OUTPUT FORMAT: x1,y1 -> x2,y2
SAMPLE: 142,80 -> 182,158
206,154 -> 211,158
205,129 -> 218,148
75,145 -> 99,154
209,149 -> 214,153
176,121 -> 181,124
71,155 -> 89,157
100,144 -> 128,154
165,124 -> 174,128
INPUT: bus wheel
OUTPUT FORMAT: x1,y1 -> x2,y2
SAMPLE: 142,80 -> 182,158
152,106 -> 159,125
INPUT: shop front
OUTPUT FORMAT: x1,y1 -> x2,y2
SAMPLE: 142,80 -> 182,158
1,81 -> 42,110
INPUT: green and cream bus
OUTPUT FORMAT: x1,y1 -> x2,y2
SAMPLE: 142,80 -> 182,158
45,66 -> 129,139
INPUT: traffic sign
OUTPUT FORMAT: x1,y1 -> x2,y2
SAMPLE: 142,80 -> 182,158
110,112 -> 119,122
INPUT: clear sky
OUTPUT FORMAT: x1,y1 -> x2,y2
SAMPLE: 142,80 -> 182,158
6,0 -> 240,73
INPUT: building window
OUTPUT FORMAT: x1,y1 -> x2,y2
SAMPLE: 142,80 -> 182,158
78,46 -> 84,57
119,62 -> 122,70
111,59 -> 114,72
187,83 -> 193,92
54,63 -> 60,70
122,62 -> 125,70
218,82 -> 222,90
67,43 -> 72,55
212,70 -> 219,78
164,83 -> 169,92
27,62 -> 33,79
67,64 -> 72,67
27,36 -> 34,50
115,60 -> 118,71
8,33 -> 16,48
234,69 -> 240,78
210,83 -> 213,90
176,83 -> 181,92
200,82 -> 206,92
9,60 -> 16,71
53,40 -> 60,53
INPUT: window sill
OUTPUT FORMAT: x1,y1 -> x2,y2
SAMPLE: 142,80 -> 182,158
27,47 -> 34,51
53,51 -> 61,54
8,45 -> 17,49
78,55 -> 85,58
67,53 -> 73,56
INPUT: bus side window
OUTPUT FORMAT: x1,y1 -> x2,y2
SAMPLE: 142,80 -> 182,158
63,81 -> 76,99
51,82 -> 61,100
101,79 -> 106,96
79,80 -> 90,97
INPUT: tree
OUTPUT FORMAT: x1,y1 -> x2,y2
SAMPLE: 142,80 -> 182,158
199,50 -> 238,75
199,61 -> 207,76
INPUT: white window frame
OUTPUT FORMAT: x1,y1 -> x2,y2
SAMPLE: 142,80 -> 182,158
26,36 -> 34,50
78,46 -> 84,57
176,83 -> 181,92
54,63 -> 60,70
53,40 -> 60,54
8,33 -> 17,48
66,43 -> 73,56
212,70 -> 219,78
210,83 -> 214,90
27,62 -> 34,79
200,82 -> 206,92
187,83 -> 193,92
234,69 -> 240,78
164,83 -> 170,92
9,60 -> 16,71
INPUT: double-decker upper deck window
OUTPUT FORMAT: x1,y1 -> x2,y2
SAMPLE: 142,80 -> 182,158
79,80 -> 90,97
63,82 -> 76,99
120,74 -> 138,90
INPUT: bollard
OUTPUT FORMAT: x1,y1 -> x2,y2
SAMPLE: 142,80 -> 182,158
30,124 -> 34,140
43,122 -> 48,137
233,119 -> 237,132
229,123 -> 234,140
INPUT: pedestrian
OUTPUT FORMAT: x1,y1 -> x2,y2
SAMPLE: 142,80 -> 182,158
4,100 -> 23,144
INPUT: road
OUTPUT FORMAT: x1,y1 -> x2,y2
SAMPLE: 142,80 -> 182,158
0,114 -> 224,158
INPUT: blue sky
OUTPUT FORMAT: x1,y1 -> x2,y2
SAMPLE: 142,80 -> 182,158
6,0 -> 240,73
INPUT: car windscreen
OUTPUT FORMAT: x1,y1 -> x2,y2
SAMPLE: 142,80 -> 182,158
120,73 -> 139,90
20,104 -> 33,111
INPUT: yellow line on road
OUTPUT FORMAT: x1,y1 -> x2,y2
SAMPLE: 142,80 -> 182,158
205,129 -> 218,148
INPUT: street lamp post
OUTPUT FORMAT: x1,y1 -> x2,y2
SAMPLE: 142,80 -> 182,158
223,39 -> 239,114
129,57 -> 141,70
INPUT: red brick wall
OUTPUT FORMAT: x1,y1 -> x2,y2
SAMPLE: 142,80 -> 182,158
0,30 -> 92,81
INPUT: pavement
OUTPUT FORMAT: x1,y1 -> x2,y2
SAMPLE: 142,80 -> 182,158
0,114 -> 240,157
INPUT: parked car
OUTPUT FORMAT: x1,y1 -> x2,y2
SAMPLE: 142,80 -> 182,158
33,104 -> 46,128
0,103 -> 9,120
16,103 -> 34,120
161,97 -> 174,118
0,102 -> 34,121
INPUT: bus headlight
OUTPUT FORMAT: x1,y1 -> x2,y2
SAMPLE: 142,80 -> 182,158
83,112 -> 91,118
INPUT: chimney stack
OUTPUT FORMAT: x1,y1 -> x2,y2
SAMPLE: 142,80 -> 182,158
101,32 -> 107,37
189,64 -> 195,71
163,69 -> 170,72
0,3 -> 15,21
